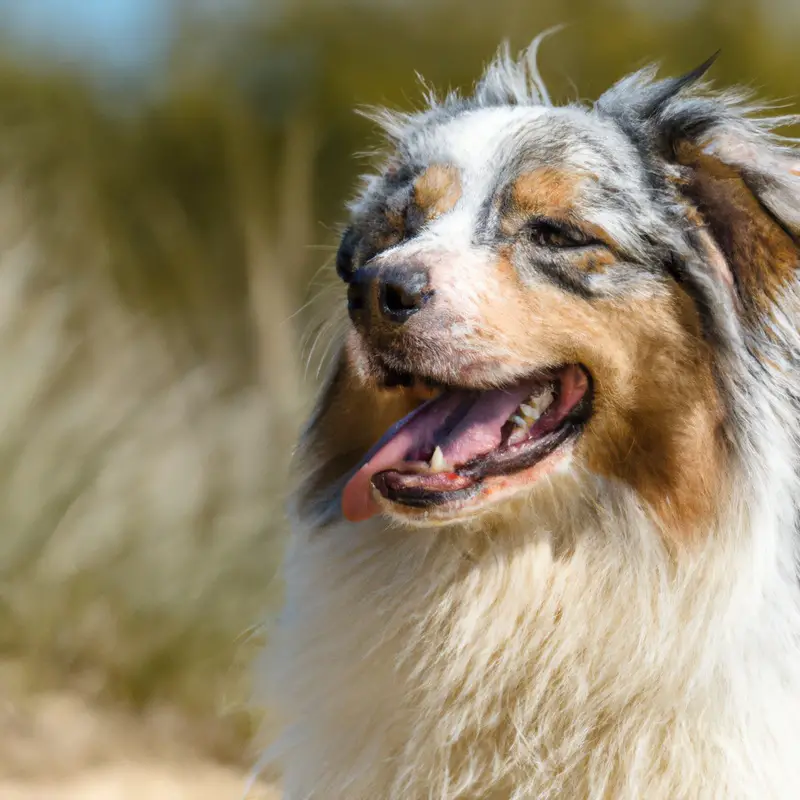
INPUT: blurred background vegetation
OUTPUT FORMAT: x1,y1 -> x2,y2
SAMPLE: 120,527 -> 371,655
0,0 -> 797,791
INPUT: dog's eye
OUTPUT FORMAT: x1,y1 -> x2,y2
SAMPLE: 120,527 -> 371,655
525,220 -> 593,249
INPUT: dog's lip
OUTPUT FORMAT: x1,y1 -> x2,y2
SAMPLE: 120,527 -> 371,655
372,419 -> 581,510
341,364 -> 592,522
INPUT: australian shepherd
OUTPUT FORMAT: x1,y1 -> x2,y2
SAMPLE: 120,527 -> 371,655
265,39 -> 800,799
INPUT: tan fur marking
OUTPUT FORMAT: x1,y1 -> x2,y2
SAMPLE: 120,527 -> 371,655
413,164 -> 462,220
511,167 -> 583,215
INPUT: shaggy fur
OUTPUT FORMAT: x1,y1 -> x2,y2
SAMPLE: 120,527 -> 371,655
265,39 -> 800,799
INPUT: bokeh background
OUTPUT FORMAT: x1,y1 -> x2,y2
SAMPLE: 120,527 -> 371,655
0,1 -> 796,797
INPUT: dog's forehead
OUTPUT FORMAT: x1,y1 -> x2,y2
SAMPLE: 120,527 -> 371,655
404,104 -> 642,194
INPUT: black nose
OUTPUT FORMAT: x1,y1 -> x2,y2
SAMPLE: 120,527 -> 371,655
380,266 -> 432,323
348,265 -> 433,326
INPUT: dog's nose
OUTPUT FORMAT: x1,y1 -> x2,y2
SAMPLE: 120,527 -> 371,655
380,267 -> 432,323
348,265 -> 433,326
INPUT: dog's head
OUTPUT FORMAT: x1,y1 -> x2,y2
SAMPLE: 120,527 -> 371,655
298,43 -> 800,538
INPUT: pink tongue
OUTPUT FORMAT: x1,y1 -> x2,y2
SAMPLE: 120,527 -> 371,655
341,384 -> 534,522
439,388 -> 530,465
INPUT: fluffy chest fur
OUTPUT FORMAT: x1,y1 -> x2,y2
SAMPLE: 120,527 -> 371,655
267,476 -> 800,799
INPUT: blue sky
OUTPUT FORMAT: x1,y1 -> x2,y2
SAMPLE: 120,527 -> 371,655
0,0 -> 177,75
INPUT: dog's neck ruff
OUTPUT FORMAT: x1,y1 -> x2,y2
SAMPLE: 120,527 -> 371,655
267,440 -> 800,799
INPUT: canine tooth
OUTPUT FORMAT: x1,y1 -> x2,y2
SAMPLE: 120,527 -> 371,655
524,388 -> 554,415
429,446 -> 451,472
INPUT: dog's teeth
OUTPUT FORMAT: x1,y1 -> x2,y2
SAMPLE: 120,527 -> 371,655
429,446 -> 451,472
508,386 -> 555,442
520,387 -> 555,421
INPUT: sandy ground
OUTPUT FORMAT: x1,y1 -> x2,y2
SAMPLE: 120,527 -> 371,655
0,689 -> 279,799
0,764 -> 278,800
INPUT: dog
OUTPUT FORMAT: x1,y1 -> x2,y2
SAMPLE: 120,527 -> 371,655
265,39 -> 800,799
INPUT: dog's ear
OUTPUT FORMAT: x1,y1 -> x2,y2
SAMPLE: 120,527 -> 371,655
669,124 -> 800,325
599,60 -> 800,325
293,334 -> 417,526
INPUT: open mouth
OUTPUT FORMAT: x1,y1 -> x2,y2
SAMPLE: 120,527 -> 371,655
341,364 -> 592,522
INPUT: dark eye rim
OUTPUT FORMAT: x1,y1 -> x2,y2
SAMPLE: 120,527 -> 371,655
336,226 -> 360,282
522,217 -> 604,250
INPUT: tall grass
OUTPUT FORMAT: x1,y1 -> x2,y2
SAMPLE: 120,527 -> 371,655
0,60 -> 314,761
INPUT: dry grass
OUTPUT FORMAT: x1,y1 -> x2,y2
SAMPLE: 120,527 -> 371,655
0,60 -> 314,767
